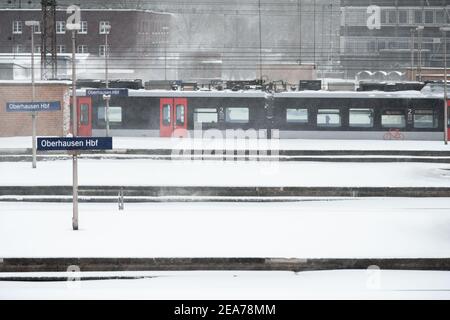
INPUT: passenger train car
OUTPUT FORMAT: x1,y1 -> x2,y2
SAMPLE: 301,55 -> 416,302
73,89 -> 450,140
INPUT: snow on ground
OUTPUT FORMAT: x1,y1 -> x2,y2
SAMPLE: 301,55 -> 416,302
0,159 -> 449,187
1,270 -> 450,300
1,136 -> 450,151
0,199 -> 449,258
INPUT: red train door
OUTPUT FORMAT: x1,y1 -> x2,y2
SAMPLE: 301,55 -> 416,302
77,97 -> 92,137
160,97 -> 188,137
70,97 -> 92,137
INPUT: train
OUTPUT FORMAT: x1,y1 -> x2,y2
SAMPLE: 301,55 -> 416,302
71,82 -> 449,141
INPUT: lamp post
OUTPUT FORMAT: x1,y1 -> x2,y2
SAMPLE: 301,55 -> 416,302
416,26 -> 424,82
104,24 -> 111,137
440,27 -> 450,145
25,21 -> 39,169
410,28 -> 415,81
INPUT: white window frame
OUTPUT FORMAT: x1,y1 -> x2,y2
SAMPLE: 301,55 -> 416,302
56,21 -> 66,34
13,45 -> 23,53
13,21 -> 22,34
99,45 -> 110,57
79,21 -> 88,34
33,23 -> 41,34
99,21 -> 111,34
77,45 -> 88,54
57,45 -> 66,54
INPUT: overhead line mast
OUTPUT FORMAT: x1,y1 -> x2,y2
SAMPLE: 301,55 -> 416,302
41,0 -> 57,80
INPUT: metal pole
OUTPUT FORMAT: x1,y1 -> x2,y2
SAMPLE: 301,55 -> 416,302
71,30 -> 79,231
105,28 -> 110,137
444,30 -> 448,145
411,29 -> 415,81
258,0 -> 263,83
165,29 -> 167,81
31,27 -> 37,169
418,27 -> 423,82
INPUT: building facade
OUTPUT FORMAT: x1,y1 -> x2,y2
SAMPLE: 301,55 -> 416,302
0,6 -> 171,80
340,0 -> 450,79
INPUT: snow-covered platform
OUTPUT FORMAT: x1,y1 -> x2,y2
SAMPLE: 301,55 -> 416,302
1,159 -> 449,187
0,199 -> 449,259
2,136 -> 450,152
1,270 -> 450,300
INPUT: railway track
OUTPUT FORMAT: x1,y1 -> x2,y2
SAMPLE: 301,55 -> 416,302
1,186 -> 450,201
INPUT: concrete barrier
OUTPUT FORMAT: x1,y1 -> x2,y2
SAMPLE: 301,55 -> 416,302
1,186 -> 450,199
0,258 -> 449,274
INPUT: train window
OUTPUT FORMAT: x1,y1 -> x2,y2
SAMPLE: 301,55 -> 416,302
286,108 -> 308,124
98,106 -> 122,123
349,109 -> 374,128
176,105 -> 185,126
382,110 -> 406,128
226,108 -> 249,124
194,108 -> 218,123
317,109 -> 341,127
414,110 -> 438,128
80,104 -> 89,125
162,104 -> 171,126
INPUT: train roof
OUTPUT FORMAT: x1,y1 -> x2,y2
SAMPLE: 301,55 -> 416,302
75,89 -> 444,100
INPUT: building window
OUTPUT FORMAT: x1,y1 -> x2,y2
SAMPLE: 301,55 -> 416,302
349,109 -> 374,128
13,45 -> 23,53
414,110 -> 438,128
13,21 -> 22,34
436,11 -> 447,24
225,107 -> 249,124
382,110 -> 406,128
79,21 -> 88,34
99,45 -> 110,57
34,45 -> 41,54
398,10 -> 408,24
414,10 -> 423,24
286,108 -> 308,124
56,21 -> 66,34
194,108 -> 218,123
33,23 -> 41,34
77,45 -> 88,54
424,10 -> 434,24
99,21 -> 111,34
387,10 -> 397,24
317,109 -> 341,127
56,45 -> 66,54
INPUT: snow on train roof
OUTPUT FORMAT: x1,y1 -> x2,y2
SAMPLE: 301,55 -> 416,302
76,89 -> 269,98
75,89 -> 443,99
274,90 -> 441,99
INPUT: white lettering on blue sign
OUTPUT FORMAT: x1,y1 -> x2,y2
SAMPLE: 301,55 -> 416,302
6,101 -> 61,112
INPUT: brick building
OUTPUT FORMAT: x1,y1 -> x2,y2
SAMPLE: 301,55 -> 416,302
0,81 -> 71,137
0,7 -> 171,80
340,0 -> 450,79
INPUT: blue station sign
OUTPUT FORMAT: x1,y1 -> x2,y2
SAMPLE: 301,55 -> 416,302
37,137 -> 113,151
86,88 -> 128,97
6,101 -> 61,112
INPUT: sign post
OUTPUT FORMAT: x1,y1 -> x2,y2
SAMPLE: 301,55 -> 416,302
25,21 -> 40,169
37,137 -> 113,230
67,5 -> 82,231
